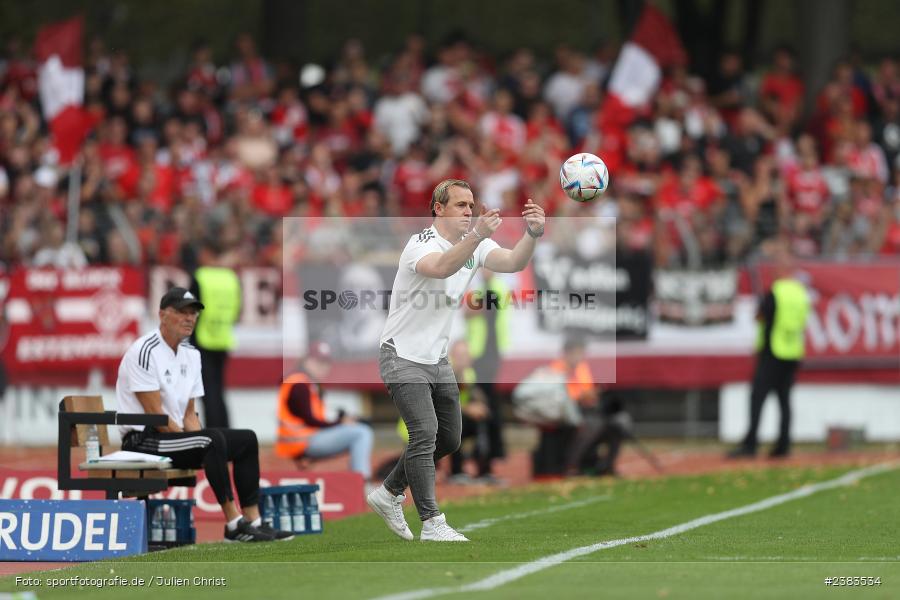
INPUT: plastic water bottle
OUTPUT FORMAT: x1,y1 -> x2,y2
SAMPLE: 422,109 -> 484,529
307,491 -> 321,532
85,425 -> 100,462
291,493 -> 305,533
150,506 -> 163,542
163,504 -> 177,542
263,495 -> 275,527
278,495 -> 292,532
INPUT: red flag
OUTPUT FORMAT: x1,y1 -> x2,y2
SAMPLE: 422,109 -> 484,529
34,16 -> 83,67
630,5 -> 687,70
607,6 -> 687,109
35,16 -> 91,165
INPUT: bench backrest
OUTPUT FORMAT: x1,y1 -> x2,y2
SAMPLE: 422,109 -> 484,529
62,395 -> 111,450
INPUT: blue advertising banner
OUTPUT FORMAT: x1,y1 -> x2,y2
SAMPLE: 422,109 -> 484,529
0,499 -> 147,561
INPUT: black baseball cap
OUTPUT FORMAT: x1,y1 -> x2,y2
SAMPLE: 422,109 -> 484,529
159,287 -> 205,311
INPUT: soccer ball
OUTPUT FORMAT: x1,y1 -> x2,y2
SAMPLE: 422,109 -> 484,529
559,153 -> 609,202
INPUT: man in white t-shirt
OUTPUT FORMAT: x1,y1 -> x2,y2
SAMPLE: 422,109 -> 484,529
116,287 -> 292,543
367,179 -> 545,542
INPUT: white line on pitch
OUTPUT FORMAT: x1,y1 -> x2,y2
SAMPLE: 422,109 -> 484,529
372,461 -> 899,600
458,494 -> 612,533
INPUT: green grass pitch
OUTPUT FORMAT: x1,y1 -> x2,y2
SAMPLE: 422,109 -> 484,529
2,464 -> 898,599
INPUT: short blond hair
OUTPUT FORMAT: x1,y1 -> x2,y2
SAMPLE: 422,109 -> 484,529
430,179 -> 471,217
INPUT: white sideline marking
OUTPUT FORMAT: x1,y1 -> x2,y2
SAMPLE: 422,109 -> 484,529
458,495 -> 612,533
373,461 -> 899,600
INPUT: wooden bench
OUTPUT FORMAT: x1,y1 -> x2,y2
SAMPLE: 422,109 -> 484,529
57,396 -> 197,500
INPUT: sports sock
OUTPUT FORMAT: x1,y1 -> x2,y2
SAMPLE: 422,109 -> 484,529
226,516 -> 242,532
251,517 -> 262,527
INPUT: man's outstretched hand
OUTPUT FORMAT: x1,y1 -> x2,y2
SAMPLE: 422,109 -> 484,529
473,205 -> 502,239
522,200 -> 545,236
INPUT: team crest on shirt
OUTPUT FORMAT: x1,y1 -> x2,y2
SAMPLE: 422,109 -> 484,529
465,257 -> 474,269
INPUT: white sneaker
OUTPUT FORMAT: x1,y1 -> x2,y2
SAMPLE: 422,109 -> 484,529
420,513 -> 469,542
366,485 -> 414,541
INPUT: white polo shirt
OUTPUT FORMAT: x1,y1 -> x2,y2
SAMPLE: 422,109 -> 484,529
115,329 -> 204,435
380,225 -> 499,364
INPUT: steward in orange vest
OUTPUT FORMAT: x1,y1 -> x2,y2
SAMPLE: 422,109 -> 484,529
276,372 -> 335,457
547,334 -> 598,407
275,342 -> 346,459
548,359 -> 596,405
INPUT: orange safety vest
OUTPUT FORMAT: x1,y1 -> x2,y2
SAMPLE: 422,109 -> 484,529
548,359 -> 595,401
275,372 -> 327,458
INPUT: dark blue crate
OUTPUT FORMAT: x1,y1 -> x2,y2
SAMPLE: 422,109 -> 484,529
259,484 -> 322,535
146,499 -> 196,547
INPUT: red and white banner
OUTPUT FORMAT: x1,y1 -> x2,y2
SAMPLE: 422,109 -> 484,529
607,5 -> 687,109
0,469 -> 364,520
758,262 -> 900,365
2,262 -> 897,388
35,16 -> 92,165
2,267 -> 145,375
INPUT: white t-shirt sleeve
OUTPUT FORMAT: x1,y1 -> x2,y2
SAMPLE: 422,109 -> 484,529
191,354 -> 205,398
190,374 -> 204,399
477,238 -> 501,268
402,236 -> 444,274
125,348 -> 160,393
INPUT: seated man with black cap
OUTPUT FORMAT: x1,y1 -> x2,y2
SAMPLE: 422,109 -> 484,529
116,287 -> 292,543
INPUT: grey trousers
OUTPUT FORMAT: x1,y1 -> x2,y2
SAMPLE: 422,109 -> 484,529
379,343 -> 461,521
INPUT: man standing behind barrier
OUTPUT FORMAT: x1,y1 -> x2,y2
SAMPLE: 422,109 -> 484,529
190,241 -> 241,428
729,244 -> 810,458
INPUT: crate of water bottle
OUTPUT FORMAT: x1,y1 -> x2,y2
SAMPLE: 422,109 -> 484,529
146,499 -> 196,547
259,484 -> 322,535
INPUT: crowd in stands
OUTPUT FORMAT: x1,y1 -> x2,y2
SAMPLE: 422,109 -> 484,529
2,31 -> 900,273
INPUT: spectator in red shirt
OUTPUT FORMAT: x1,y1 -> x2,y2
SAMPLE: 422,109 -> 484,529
657,154 -> 722,218
271,86 -> 309,148
478,87 -> 526,159
315,97 -> 364,163
816,60 -> 868,120
655,154 -> 724,267
760,46 -> 804,127
252,166 -> 293,217
346,87 -> 373,137
845,120 -> 890,184
228,33 -> 274,103
135,134 -> 177,213
186,40 -> 220,99
391,143 -> 434,216
783,134 -> 831,226
304,142 -> 341,207
98,115 -> 139,197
